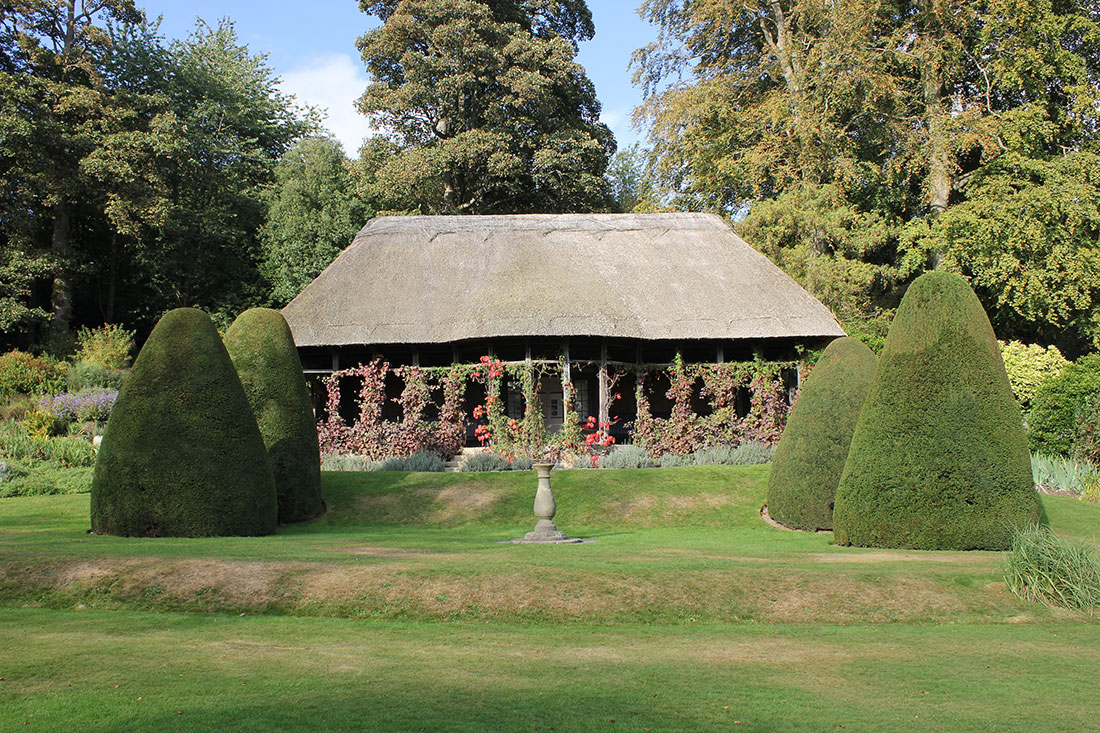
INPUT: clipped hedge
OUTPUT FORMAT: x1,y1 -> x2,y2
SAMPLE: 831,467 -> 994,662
766,337 -> 877,531
91,308 -> 277,537
832,271 -> 1038,550
1027,353 -> 1100,456
225,308 -> 324,523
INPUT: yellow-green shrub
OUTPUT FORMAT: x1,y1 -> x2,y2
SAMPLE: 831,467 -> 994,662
999,340 -> 1068,411
75,324 -> 135,369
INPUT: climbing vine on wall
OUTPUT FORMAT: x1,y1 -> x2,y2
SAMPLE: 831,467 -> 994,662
631,359 -> 800,459
316,354 -> 803,461
318,360 -> 468,458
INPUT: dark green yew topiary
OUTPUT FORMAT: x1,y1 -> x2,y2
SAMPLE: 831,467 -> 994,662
766,337 -> 877,531
832,271 -> 1038,550
90,308 -> 277,537
225,308 -> 324,523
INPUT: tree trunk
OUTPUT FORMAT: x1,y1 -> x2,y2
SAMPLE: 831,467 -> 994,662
924,72 -> 951,216
768,1 -> 802,98
443,180 -> 456,212
106,231 -> 118,323
50,199 -> 73,340
921,42 -> 950,269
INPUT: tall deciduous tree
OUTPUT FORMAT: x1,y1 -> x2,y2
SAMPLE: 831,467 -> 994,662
0,10 -> 316,345
355,0 -> 615,214
136,20 -> 317,327
0,0 -> 143,344
605,143 -> 661,213
82,19 -> 316,331
260,136 -> 371,305
633,0 -> 1100,353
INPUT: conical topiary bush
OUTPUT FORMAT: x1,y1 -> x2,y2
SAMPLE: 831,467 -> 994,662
90,308 -> 277,537
832,271 -> 1038,550
766,337 -> 877,531
225,307 -> 324,523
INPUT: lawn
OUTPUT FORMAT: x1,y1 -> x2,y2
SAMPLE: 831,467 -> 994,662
1,465 -> 1097,730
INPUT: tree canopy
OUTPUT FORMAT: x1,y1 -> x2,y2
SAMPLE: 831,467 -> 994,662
0,6 -> 317,348
355,0 -> 616,214
260,137 -> 370,306
633,0 -> 1100,353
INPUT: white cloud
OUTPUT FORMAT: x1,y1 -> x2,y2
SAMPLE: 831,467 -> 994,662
600,107 -> 641,149
280,54 -> 376,156
600,109 -> 624,130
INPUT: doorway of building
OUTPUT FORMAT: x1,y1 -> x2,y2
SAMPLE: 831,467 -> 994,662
540,391 -> 564,433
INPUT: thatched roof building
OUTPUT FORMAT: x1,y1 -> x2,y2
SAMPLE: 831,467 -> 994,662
283,213 -> 845,448
283,212 -> 844,348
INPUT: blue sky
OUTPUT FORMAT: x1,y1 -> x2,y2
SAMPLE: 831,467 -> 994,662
139,0 -> 659,156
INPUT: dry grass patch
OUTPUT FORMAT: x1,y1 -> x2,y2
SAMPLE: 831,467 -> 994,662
321,545 -> 453,557
602,493 -> 735,525
805,550 -> 994,564
353,484 -> 508,525
1,552 -> 1047,624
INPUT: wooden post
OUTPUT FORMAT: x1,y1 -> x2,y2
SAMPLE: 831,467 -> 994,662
598,340 -> 610,428
561,340 -> 572,410
330,348 -> 339,372
717,345 -> 725,364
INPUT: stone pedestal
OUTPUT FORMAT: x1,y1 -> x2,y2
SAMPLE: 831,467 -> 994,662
502,463 -> 589,544
524,463 -> 566,541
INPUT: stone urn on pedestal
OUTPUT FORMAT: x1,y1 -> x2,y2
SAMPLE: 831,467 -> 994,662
502,462 -> 587,544
524,463 -> 566,542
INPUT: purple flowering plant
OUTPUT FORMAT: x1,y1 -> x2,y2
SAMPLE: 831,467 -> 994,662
35,390 -> 118,423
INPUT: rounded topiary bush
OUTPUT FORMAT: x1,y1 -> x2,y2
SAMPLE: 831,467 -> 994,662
90,308 -> 277,537
1027,353 -> 1100,457
225,308 -> 325,523
766,337 -> 877,531
832,271 -> 1038,550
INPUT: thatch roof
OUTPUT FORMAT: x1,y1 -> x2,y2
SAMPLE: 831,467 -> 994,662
282,213 -> 845,347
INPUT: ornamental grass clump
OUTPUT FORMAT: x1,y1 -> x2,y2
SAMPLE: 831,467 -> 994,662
320,454 -> 379,471
372,452 -> 445,471
599,445 -> 652,469
1005,524 -> 1100,611
659,453 -> 691,468
689,442 -> 775,465
462,451 -> 512,472
727,441 -> 775,465
0,420 -> 96,467
225,308 -> 324,523
767,337 -> 877,531
832,271 -> 1038,550
91,308 -> 277,538
403,450 -> 445,472
1031,453 -> 1097,495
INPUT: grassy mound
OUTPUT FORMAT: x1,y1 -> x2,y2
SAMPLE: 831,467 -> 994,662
225,308 -> 324,523
766,337 -> 876,530
90,308 -> 277,537
833,271 -> 1038,550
